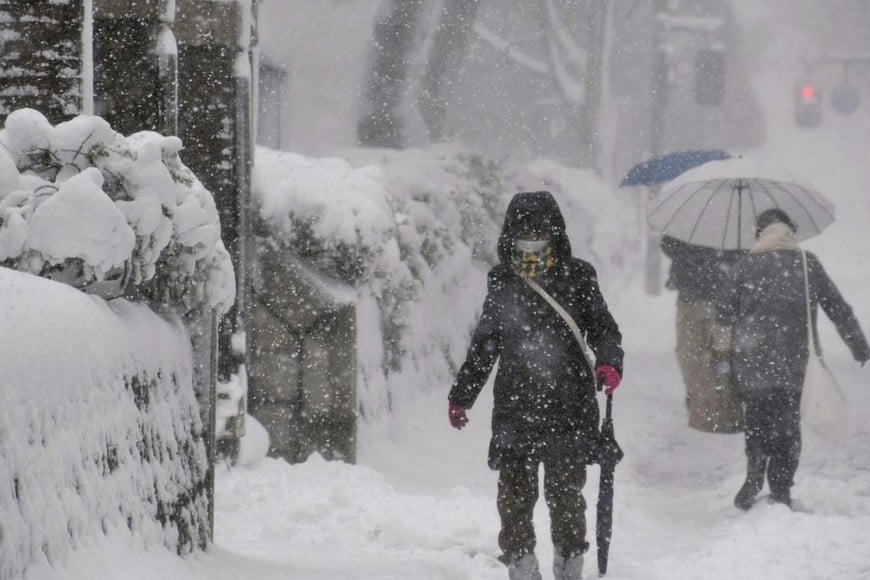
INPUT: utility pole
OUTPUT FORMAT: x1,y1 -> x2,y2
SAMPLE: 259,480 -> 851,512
579,0 -> 609,171
645,0 -> 671,296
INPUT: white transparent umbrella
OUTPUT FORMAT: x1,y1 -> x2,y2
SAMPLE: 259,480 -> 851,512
647,158 -> 836,250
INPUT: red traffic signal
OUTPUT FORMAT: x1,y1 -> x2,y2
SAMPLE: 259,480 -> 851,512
795,80 -> 822,127
799,84 -> 818,102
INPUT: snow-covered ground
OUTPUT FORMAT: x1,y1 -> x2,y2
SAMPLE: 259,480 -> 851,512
19,5 -> 870,580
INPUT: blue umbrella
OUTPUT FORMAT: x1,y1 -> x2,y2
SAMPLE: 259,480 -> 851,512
620,149 -> 731,187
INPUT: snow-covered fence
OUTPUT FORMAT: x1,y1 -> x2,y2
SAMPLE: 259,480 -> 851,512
0,268 -> 208,580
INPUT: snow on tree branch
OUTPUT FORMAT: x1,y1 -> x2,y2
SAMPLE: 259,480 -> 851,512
544,0 -> 587,68
472,23 -> 550,77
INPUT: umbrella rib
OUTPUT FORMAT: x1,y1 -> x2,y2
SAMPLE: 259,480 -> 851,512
687,178 -> 731,245
658,181 -> 711,236
764,180 -> 830,234
788,181 -> 835,232
649,182 -> 708,234
648,182 -> 691,217
719,180 -> 738,248
746,185 -> 762,244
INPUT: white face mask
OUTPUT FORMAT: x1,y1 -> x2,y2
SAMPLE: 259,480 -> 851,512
515,238 -> 549,253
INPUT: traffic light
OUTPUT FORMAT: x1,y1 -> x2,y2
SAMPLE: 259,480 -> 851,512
795,81 -> 822,127
831,84 -> 861,114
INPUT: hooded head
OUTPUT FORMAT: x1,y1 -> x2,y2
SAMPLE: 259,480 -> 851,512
755,208 -> 796,238
497,191 -> 572,268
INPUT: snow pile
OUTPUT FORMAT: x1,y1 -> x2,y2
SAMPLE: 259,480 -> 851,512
253,145 -> 635,421
0,108 -> 235,315
0,268 -> 209,580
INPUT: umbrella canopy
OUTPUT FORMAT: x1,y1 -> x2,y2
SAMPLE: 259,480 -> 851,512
647,158 -> 836,250
619,149 -> 731,187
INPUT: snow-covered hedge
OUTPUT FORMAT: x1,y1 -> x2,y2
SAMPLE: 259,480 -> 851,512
253,145 -> 634,422
0,108 -> 235,316
0,268 -> 209,580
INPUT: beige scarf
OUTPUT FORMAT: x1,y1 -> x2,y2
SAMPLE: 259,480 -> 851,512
749,222 -> 799,254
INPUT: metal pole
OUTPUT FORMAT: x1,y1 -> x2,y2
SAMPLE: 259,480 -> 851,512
207,309 -> 218,542
645,0 -> 670,296
579,0 -> 609,171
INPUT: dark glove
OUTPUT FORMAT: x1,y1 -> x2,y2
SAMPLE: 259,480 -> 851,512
595,364 -> 621,396
448,402 -> 468,430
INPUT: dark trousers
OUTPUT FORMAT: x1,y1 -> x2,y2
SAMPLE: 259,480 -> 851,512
742,390 -> 801,495
497,461 -> 588,560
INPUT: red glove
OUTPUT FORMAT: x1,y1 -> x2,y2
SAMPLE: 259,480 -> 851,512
448,402 -> 468,430
595,364 -> 621,396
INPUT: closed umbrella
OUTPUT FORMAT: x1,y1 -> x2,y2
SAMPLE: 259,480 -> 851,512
596,393 -> 623,576
648,158 -> 835,250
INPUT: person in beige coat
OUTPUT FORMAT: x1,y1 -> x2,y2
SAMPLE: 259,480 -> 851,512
661,235 -> 744,432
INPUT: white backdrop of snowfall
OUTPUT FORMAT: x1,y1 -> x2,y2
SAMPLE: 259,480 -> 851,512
12,3 -> 870,580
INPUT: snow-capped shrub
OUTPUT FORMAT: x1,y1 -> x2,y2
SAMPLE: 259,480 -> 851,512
253,147 -> 515,420
0,108 -> 235,315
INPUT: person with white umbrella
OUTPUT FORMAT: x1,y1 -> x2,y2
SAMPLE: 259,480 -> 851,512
715,208 -> 869,510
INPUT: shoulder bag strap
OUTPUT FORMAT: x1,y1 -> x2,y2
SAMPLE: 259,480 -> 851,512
524,277 -> 596,371
800,249 -> 818,358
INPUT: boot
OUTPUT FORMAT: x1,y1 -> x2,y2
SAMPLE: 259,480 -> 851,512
553,553 -> 584,580
734,454 -> 766,510
768,486 -> 792,508
506,553 -> 543,580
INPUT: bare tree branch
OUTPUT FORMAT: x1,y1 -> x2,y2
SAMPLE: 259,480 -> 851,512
472,22 -> 550,77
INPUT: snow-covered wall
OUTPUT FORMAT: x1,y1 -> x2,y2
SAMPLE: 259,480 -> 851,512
0,268 -> 209,580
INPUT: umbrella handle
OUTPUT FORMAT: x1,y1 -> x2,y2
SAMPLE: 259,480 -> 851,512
596,377 -> 614,420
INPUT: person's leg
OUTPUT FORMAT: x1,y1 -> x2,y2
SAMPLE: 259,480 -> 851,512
766,391 -> 801,506
735,393 -> 769,510
498,465 -> 540,564
543,461 -> 587,579
676,299 -> 715,427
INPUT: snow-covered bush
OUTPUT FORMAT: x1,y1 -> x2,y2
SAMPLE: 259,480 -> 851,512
0,268 -> 208,580
0,108 -> 235,315
253,145 -> 636,422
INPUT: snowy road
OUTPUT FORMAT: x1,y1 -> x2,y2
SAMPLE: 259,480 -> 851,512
200,298 -> 870,580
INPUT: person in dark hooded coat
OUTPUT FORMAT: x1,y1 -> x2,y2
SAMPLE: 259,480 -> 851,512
660,235 -> 745,432
447,191 -> 624,580
716,208 -> 869,510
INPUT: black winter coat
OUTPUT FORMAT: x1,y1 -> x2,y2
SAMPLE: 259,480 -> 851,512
660,235 -> 743,302
716,249 -> 869,395
448,192 -> 623,470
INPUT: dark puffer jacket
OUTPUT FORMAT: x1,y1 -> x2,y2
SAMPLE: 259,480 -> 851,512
717,249 -> 869,395
448,191 -> 624,470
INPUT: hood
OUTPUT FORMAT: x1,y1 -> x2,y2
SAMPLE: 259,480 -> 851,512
497,191 -> 572,265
